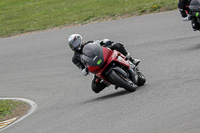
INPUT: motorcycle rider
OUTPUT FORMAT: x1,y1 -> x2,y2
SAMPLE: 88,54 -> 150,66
68,34 -> 140,93
178,0 -> 200,31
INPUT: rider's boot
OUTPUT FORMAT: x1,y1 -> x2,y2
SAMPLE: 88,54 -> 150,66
126,53 -> 140,66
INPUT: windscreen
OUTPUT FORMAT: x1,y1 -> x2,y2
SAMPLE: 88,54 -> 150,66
189,0 -> 200,11
82,41 -> 104,67
82,42 -> 101,59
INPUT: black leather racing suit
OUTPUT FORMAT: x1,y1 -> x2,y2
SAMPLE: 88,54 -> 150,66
72,40 -> 129,93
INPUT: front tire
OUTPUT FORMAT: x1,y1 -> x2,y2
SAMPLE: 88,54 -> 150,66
108,70 -> 136,92
136,72 -> 146,86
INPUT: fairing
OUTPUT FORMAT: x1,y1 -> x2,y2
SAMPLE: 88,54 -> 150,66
189,0 -> 200,11
81,41 -> 130,83
82,41 -> 113,73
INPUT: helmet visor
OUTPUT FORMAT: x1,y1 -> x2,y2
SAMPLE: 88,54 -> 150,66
69,40 -> 81,50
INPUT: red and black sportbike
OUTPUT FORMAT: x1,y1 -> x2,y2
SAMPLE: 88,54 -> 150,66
82,41 -> 146,92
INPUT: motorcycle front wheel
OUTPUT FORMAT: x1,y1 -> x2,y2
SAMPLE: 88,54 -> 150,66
136,72 -> 146,86
108,70 -> 136,92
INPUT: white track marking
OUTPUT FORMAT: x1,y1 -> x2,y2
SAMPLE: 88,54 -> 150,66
0,98 -> 38,132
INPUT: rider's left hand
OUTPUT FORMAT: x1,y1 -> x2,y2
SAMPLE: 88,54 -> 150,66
100,39 -> 114,46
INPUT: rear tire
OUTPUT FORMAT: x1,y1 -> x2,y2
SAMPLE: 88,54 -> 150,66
108,70 -> 136,92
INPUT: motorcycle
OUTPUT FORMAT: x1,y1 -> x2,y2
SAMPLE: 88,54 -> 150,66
188,0 -> 200,23
81,41 -> 146,92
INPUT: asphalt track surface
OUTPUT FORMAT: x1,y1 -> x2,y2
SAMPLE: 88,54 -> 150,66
1,10 -> 200,133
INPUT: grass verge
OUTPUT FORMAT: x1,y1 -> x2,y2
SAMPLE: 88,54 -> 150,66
0,0 -> 178,37
0,100 -> 30,122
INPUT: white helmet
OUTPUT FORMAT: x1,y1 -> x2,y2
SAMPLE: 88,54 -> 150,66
68,34 -> 83,51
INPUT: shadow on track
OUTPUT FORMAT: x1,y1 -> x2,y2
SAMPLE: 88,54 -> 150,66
183,43 -> 200,51
77,85 -> 147,106
81,90 -> 131,104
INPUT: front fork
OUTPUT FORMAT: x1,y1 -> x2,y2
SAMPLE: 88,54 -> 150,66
129,61 -> 139,84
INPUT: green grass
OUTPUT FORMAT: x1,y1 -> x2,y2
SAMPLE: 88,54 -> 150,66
0,0 -> 178,37
0,100 -> 25,121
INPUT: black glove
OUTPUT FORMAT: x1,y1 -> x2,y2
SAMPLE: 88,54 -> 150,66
100,39 -> 114,46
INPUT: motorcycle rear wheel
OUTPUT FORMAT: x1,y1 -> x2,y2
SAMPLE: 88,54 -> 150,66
108,70 -> 136,92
